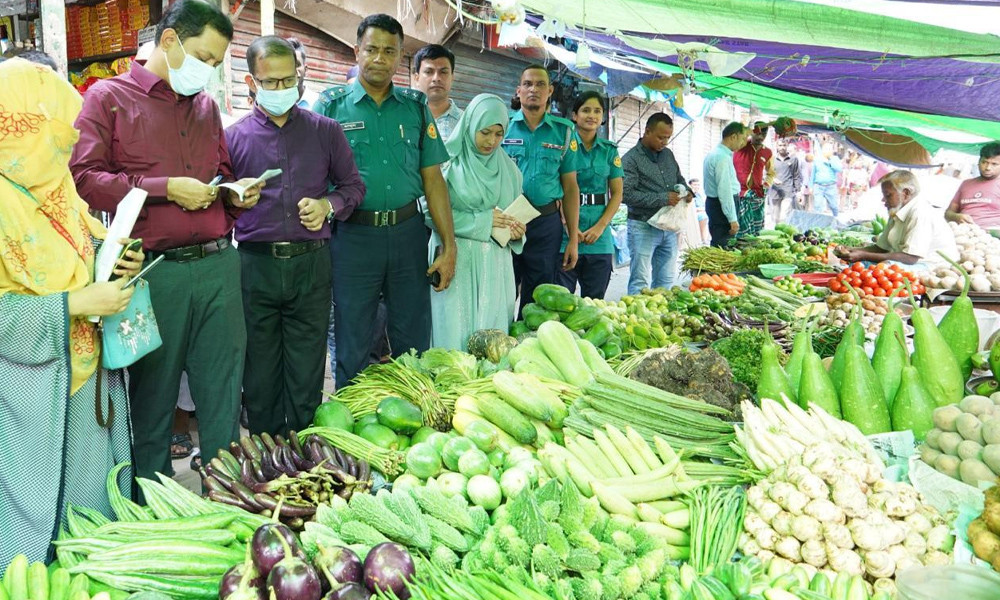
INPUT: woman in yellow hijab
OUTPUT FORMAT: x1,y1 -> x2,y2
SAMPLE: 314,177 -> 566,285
0,57 -> 143,568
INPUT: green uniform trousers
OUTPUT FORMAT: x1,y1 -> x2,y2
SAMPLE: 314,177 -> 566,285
240,245 -> 331,436
128,246 -> 245,483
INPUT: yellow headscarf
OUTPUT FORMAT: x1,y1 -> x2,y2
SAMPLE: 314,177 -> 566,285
0,58 -> 108,393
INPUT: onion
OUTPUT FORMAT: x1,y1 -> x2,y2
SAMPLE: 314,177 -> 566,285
363,542 -> 415,600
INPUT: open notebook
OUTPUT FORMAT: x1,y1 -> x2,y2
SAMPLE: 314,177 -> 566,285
492,194 -> 541,247
218,168 -> 282,202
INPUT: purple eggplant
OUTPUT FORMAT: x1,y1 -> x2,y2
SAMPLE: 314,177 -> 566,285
219,563 -> 266,600
251,523 -> 305,576
363,543 -> 414,600
322,582 -> 371,600
267,556 -> 322,600
315,545 -> 363,591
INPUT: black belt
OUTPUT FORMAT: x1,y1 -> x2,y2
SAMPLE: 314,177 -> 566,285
239,239 -> 327,259
581,193 -> 606,206
346,200 -> 419,227
534,200 -> 559,217
147,237 -> 229,262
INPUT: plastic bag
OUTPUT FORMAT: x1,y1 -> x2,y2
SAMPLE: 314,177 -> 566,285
647,200 -> 691,232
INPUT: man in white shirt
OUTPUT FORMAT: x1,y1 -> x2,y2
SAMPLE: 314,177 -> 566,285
703,122 -> 749,247
835,170 -> 958,268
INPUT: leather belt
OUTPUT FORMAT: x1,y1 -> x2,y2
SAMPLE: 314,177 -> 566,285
147,237 -> 229,262
534,200 -> 559,217
346,200 -> 419,227
581,193 -> 606,206
239,239 -> 328,259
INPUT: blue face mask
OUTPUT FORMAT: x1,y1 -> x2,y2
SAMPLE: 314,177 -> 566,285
167,37 -> 216,96
255,85 -> 300,117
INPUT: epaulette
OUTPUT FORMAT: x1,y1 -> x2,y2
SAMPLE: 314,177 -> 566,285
319,85 -> 350,101
396,87 -> 428,104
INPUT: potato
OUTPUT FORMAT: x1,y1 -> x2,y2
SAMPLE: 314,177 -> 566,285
932,405 -> 963,432
983,445 -> 1000,474
969,518 -> 989,540
919,444 -> 942,466
956,413 -> 985,443
992,550 -> 1000,574
971,529 -> 1000,562
960,458 -> 997,487
939,431 -> 964,456
983,420 -> 1000,445
958,440 -> 985,461
925,428 -> 943,451
960,395 -> 995,416
985,501 -> 1000,535
934,454 -> 961,479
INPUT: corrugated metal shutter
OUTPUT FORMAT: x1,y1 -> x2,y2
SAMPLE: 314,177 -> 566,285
230,5 -> 411,116
446,29 -> 531,110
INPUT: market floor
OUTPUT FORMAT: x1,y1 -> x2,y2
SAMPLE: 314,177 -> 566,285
170,266 -> 634,493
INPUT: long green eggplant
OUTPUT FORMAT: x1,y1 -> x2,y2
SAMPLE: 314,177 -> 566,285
840,343 -> 891,434
905,280 -> 964,406
871,290 -> 906,411
937,252 -> 980,381
798,350 -> 841,418
757,339 -> 797,404
890,333 -> 936,440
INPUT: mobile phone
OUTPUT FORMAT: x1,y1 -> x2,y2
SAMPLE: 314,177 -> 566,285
123,254 -> 165,288
110,238 -> 143,280
428,245 -> 443,287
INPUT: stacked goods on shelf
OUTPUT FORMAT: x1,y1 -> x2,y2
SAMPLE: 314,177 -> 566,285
65,0 -> 148,60
917,394 -> 1000,488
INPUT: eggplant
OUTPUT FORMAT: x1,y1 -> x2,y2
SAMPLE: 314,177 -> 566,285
288,430 -> 307,460
322,583 -> 371,600
219,563 -> 266,600
363,543 -> 414,600
792,234 -> 804,242
253,493 -> 317,519
241,436 -> 264,463
260,432 -> 278,452
206,463 -> 238,491
208,490 -> 256,512
251,523 -> 305,577
315,546 -> 363,591
267,555 -> 322,600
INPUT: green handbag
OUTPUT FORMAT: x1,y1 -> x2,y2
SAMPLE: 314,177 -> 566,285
100,278 -> 162,369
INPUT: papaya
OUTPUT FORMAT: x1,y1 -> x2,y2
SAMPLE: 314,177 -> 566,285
312,401 -> 354,431
376,396 -> 423,434
532,283 -> 578,313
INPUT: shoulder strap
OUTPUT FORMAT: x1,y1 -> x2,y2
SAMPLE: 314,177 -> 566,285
562,122 -> 572,160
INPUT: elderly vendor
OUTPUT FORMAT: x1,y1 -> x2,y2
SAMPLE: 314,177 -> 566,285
835,170 -> 958,267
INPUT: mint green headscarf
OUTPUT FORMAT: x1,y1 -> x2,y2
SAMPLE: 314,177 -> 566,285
443,93 -> 523,213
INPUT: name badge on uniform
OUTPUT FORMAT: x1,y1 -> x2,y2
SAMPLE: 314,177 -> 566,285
342,121 -> 366,131
502,139 -> 524,146
541,142 -> 565,150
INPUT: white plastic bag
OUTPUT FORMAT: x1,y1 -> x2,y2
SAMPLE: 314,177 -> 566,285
647,200 -> 691,232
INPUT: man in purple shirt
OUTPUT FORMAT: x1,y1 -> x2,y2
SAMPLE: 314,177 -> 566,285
226,37 -> 365,436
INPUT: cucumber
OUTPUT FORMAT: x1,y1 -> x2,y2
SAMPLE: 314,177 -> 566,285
536,321 -> 593,387
473,396 -> 537,445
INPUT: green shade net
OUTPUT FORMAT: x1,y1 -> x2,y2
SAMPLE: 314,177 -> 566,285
636,57 -> 1000,154
521,0 -> 1000,64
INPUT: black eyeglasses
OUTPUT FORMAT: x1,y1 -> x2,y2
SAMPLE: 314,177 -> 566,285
255,76 -> 299,90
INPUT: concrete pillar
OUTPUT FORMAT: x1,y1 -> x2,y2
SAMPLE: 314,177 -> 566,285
39,0 -> 66,75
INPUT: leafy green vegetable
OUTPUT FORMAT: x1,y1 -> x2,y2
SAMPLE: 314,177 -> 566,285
711,329 -> 786,390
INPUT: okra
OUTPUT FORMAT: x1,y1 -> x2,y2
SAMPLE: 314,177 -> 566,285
26,562 -> 47,600
84,572 -> 217,600
93,512 -> 236,536
48,567 -> 71,600
4,554 -> 27,600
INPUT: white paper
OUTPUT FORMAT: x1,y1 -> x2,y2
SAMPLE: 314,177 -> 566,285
492,195 -> 541,247
94,188 -> 148,283
218,168 -> 282,201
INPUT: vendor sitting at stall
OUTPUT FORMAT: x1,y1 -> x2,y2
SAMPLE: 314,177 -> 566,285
834,170 -> 958,269
946,142 -> 1000,230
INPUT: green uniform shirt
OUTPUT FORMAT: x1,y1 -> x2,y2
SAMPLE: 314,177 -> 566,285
501,111 -> 582,206
561,137 -> 623,255
313,81 -> 449,211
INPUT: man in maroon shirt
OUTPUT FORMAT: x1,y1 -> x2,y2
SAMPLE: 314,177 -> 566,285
70,0 -> 262,483
733,121 -> 774,236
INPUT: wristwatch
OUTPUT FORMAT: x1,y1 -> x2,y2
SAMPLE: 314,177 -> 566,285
325,198 -> 335,222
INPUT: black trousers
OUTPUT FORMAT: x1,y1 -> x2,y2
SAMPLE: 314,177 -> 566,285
240,245 -> 331,437
555,253 -> 613,299
513,211 -> 563,315
705,196 -> 732,248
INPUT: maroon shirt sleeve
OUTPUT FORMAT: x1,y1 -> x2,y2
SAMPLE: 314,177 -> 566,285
325,120 -> 365,221
71,86 -> 169,210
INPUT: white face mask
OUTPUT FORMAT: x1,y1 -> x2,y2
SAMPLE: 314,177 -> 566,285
255,85 -> 300,116
167,37 -> 216,96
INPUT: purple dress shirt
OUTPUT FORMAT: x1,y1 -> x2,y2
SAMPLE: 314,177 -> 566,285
225,105 -> 366,243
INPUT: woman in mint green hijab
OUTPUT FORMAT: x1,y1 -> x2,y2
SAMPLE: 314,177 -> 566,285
425,93 -> 526,350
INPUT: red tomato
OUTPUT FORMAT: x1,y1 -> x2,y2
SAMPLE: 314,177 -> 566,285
852,262 -> 865,273
863,286 -> 875,296
873,287 -> 887,297
876,276 -> 890,288
913,283 -> 926,295
889,264 -> 902,273
889,272 -> 903,283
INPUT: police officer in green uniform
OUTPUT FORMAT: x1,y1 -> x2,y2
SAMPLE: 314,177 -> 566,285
501,64 -> 581,314
313,13 -> 457,385
555,91 -> 623,299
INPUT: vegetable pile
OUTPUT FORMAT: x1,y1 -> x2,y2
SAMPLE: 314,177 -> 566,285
829,263 -> 924,297
922,222 -> 1000,292
200,433 -> 373,528
968,486 -> 1000,572
918,393 -> 1000,488
689,273 -> 745,296
774,275 -> 826,299
1,555 -> 106,600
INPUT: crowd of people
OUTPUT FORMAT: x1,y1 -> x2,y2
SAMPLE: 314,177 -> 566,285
3,0 -> 1000,568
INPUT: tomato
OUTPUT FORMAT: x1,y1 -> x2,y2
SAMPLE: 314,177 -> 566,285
836,272 -> 848,281
863,275 -> 878,288
889,272 -> 903,283
889,264 -> 902,273
862,286 -> 875,296
852,262 -> 865,272
876,275 -> 890,288
873,287 -> 887,297
913,283 -> 926,295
